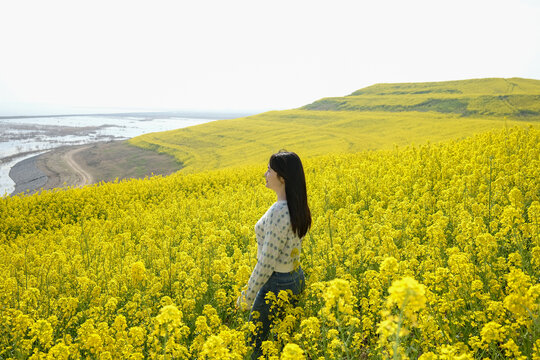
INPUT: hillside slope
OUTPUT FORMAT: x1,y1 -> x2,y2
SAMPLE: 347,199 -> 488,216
129,78 -> 540,172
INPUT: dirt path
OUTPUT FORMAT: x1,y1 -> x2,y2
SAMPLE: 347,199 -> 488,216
11,141 -> 181,195
62,146 -> 94,186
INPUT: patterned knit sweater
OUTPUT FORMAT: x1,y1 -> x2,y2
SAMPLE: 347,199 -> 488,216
242,200 -> 302,306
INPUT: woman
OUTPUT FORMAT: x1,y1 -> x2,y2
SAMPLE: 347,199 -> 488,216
237,151 -> 311,359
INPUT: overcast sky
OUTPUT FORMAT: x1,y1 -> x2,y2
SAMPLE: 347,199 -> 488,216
1,0 -> 539,115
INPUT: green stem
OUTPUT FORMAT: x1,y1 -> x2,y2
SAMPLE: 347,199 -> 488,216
335,309 -> 351,360
393,308 -> 404,360
487,156 -> 493,234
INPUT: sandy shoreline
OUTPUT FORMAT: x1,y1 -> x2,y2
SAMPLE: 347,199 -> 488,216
8,141 -> 182,196
9,154 -> 49,195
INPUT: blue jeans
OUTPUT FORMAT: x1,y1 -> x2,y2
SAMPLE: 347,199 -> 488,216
249,267 -> 305,360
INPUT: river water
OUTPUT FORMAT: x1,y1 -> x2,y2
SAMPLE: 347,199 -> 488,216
0,112 -> 237,196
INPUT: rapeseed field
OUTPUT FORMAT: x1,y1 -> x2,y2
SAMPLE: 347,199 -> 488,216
1,126 -> 539,359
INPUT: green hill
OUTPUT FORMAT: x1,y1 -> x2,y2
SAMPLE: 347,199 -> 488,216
303,77 -> 540,119
129,78 -> 540,172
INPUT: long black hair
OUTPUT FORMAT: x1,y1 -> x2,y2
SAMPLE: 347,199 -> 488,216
269,151 -> 311,238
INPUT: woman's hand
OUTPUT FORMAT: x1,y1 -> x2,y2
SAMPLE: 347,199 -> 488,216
236,291 -> 249,312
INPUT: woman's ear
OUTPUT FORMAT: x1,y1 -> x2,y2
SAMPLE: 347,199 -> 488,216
278,175 -> 285,184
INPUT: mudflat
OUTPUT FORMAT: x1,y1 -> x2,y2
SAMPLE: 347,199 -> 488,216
10,140 -> 182,195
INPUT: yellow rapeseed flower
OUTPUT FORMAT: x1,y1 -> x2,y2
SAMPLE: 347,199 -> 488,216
131,261 -> 146,283
480,321 -> 505,344
281,343 -> 305,360
387,277 -> 426,313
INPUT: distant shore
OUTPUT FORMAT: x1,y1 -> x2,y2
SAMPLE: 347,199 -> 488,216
9,140 -> 182,196
0,109 -> 254,120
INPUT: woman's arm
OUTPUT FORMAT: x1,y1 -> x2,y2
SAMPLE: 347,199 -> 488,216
240,204 -> 290,307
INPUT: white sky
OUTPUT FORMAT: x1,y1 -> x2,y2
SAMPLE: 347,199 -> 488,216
1,0 -> 539,115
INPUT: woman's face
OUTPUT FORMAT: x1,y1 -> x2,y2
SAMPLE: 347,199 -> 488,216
265,164 -> 284,191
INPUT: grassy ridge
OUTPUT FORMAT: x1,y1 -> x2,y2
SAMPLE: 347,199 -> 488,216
304,94 -> 540,117
350,77 -> 540,95
304,78 -> 540,119
129,78 -> 539,173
